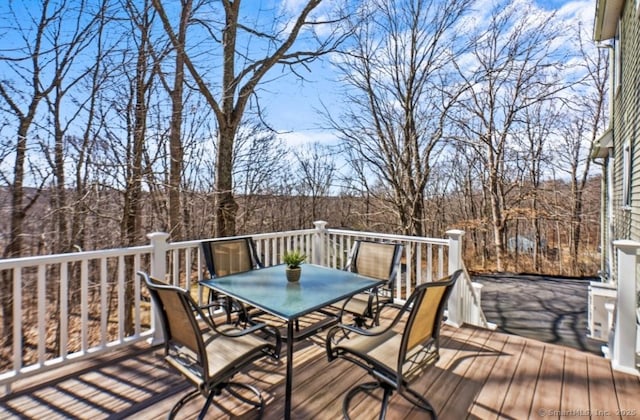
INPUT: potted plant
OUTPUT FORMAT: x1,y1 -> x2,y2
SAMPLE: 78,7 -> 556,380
283,250 -> 306,282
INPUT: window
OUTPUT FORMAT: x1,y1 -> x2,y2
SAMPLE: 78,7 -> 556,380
614,18 -> 622,93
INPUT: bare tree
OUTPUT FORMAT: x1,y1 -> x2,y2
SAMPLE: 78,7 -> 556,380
0,0 -> 63,260
151,0 -> 349,237
329,0 -> 471,237
553,25 -> 609,275
150,0 -> 192,241
68,2 -> 119,252
0,0 -> 92,347
38,2 -> 103,254
294,142 -> 336,223
515,102 -> 556,271
233,120 -> 288,234
118,0 -> 159,249
451,1 -> 566,270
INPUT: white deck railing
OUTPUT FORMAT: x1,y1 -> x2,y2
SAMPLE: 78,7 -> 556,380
0,222 -> 488,395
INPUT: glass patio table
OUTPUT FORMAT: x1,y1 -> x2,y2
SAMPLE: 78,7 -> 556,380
200,263 -> 385,420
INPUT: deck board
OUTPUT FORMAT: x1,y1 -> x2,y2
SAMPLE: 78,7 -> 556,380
611,368 -> 640,417
500,339 -> 544,418
442,328 -> 507,420
561,346 -> 592,418
587,356 -> 620,420
465,333 -> 528,420
1,317 -> 639,420
528,344 -> 565,419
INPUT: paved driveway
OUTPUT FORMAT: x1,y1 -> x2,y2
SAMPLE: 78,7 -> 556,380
472,273 -> 604,355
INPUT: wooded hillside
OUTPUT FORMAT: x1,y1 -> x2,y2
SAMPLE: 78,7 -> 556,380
0,175 -> 601,276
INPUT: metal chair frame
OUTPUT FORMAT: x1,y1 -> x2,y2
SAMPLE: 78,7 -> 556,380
337,240 -> 404,327
200,237 -> 263,323
140,271 -> 280,419
326,270 -> 462,420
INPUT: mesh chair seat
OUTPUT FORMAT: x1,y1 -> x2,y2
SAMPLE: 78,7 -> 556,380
333,294 -> 372,319
335,327 -> 401,374
167,327 -> 275,387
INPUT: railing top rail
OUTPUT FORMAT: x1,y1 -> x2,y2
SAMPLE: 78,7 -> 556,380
165,229 -> 318,250
325,228 -> 449,246
0,245 -> 153,269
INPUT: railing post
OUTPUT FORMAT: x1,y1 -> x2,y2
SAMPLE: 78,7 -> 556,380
611,240 -> 640,376
313,221 -> 328,266
471,282 -> 484,325
446,229 -> 465,327
147,232 -> 170,344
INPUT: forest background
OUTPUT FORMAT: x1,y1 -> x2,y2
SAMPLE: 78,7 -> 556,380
0,0 -> 607,279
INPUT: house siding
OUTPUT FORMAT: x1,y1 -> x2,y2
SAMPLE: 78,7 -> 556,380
611,0 -> 640,278
592,0 -> 640,365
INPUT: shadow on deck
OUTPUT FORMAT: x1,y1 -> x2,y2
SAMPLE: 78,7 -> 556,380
1,315 -> 638,419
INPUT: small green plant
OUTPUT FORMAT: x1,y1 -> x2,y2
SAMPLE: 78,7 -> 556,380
283,250 -> 307,269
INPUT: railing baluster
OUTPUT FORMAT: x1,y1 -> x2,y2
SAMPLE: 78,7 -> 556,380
416,243 -> 423,285
100,258 -> 108,347
171,249 -> 179,287
405,243 -> 412,301
117,255 -> 125,343
134,254 -> 141,336
13,268 -> 22,374
427,244 -> 433,282
37,265 -> 45,365
197,246 -> 205,305
81,259 -> 88,352
60,262 -> 68,358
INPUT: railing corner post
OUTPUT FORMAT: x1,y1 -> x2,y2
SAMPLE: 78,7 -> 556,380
313,221 -> 328,266
446,229 -> 465,273
611,240 -> 640,376
147,231 -> 170,345
148,232 -> 170,281
446,229 -> 465,328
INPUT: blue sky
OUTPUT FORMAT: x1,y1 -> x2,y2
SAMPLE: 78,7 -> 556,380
0,0 -> 597,150
261,0 -> 597,148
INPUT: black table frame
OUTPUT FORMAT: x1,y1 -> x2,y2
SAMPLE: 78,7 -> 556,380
200,264 -> 384,420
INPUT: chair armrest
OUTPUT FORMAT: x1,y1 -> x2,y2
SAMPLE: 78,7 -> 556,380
325,322 -> 391,360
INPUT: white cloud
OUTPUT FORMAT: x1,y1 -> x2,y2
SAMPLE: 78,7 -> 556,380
556,0 -> 595,25
278,130 -> 339,148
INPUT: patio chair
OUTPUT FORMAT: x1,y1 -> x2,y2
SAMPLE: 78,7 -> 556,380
139,271 -> 281,419
333,240 -> 403,327
325,269 -> 462,420
201,237 -> 263,323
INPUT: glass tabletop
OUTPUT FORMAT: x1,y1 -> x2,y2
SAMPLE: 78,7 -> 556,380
200,264 -> 385,320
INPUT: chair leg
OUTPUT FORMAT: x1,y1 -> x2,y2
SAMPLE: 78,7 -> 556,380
399,387 -> 437,419
197,390 -> 216,420
169,388 -> 200,420
378,386 -> 393,420
343,381 -> 383,420
182,383 -> 264,420
343,381 -> 435,420
225,382 -> 265,412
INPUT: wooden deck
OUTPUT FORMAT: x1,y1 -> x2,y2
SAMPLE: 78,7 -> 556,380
1,314 -> 639,420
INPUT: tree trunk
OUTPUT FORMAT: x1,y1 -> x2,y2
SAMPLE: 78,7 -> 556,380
215,125 -> 239,237
1,119 -> 31,347
168,0 -> 190,241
